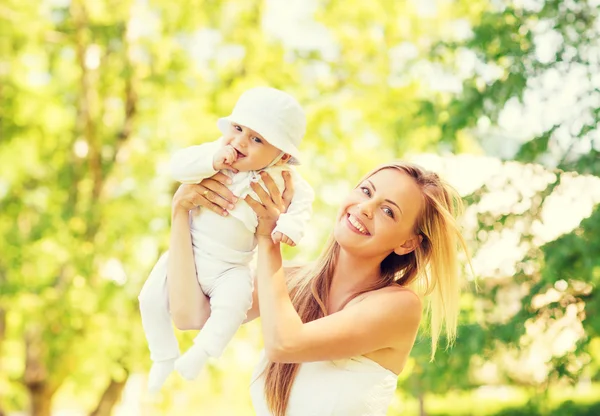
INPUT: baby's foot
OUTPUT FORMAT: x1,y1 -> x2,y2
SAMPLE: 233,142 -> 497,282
148,358 -> 176,394
174,344 -> 209,380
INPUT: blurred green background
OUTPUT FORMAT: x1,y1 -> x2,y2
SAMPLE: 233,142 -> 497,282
1,0 -> 600,415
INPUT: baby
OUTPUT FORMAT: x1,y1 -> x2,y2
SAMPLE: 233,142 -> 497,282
138,87 -> 314,393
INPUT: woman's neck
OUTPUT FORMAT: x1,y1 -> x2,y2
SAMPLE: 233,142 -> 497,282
329,248 -> 384,303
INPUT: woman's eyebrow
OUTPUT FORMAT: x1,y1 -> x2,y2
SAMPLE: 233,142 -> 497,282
367,179 -> 404,215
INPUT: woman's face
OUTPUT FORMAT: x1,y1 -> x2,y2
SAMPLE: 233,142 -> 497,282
333,168 -> 424,259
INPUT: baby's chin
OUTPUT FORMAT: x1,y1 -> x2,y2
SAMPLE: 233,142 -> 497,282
231,159 -> 264,172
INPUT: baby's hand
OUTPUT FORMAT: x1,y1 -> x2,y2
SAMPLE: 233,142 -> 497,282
213,145 -> 238,172
272,232 -> 296,247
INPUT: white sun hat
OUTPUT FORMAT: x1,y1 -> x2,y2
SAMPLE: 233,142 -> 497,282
216,86 -> 306,165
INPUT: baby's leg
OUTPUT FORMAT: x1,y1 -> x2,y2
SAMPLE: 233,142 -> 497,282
138,252 -> 180,393
174,266 -> 253,380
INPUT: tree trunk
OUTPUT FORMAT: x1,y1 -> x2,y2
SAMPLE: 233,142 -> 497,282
89,376 -> 129,416
418,391 -> 427,416
0,307 -> 5,351
0,266 -> 6,346
28,384 -> 53,416
0,308 -> 6,416
23,328 -> 61,416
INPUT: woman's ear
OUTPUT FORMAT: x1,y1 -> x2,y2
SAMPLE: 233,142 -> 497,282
394,234 -> 423,256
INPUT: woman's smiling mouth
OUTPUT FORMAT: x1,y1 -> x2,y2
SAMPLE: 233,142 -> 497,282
346,213 -> 370,235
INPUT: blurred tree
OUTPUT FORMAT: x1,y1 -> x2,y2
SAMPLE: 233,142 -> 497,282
2,0 -> 463,413
2,0 -> 598,415
0,0 -> 148,413
413,0 -> 600,412
0,0 -> 305,413
426,0 -> 600,172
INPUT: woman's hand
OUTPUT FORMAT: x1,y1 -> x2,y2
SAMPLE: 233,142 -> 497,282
245,171 -> 294,241
171,172 -> 238,217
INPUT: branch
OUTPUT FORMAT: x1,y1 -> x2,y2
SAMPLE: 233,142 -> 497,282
23,328 -> 47,389
71,0 -> 103,202
89,372 -> 129,416
117,66 -> 137,146
0,308 -> 5,347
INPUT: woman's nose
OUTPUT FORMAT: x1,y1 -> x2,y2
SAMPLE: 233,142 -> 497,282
357,202 -> 374,219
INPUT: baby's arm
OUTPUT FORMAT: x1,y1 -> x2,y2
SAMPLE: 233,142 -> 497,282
272,170 -> 314,246
170,138 -> 227,184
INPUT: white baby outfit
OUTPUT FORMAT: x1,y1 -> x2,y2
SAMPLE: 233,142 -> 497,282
250,351 -> 398,415
139,138 -> 313,361
138,87 -> 314,389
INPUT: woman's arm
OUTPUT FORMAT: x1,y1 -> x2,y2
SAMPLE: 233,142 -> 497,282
167,173 -> 237,330
167,207 -> 210,330
243,265 -> 300,324
255,237 -> 422,363
246,172 -> 423,364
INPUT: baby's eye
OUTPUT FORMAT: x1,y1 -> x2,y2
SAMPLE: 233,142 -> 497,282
234,125 -> 242,132
252,137 -> 263,144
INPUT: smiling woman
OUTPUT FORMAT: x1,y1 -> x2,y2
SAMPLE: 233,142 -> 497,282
239,161 -> 471,416
164,159 -> 469,415
335,169 -> 425,258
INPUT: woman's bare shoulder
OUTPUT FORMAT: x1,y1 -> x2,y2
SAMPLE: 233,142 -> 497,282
348,284 -> 422,313
382,284 -> 421,302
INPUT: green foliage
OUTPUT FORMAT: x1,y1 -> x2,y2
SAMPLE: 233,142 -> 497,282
0,0 -> 495,413
485,399 -> 600,416
426,398 -> 600,416
413,0 -> 600,409
1,0 -> 599,414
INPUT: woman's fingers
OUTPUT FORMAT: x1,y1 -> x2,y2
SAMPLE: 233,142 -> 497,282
200,185 -> 235,211
250,180 -> 273,207
244,195 -> 266,216
173,185 -> 197,214
196,188 -> 230,216
202,174 -> 237,203
281,171 -> 294,210
176,184 -> 227,216
260,172 -> 282,208
173,181 -> 234,217
210,171 -> 233,185
172,171 -> 241,218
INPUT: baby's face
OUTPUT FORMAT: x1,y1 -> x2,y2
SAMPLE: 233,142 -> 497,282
223,123 -> 283,171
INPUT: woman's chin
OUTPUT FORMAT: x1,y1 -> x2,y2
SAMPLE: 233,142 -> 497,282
333,223 -> 364,247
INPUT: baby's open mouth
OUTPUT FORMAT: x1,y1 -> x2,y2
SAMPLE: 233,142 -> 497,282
234,148 -> 246,158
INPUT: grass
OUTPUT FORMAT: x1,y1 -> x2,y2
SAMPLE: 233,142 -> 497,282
389,383 -> 600,416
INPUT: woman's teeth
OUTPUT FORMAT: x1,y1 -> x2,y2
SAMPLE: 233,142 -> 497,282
348,214 -> 368,235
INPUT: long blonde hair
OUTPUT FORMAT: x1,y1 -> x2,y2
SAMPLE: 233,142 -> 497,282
264,161 -> 469,415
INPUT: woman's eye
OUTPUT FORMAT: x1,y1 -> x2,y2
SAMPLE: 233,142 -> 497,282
383,207 -> 394,218
360,187 -> 371,197
252,137 -> 263,144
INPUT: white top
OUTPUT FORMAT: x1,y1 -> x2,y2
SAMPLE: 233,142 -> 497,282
250,352 -> 398,416
169,138 -> 314,263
